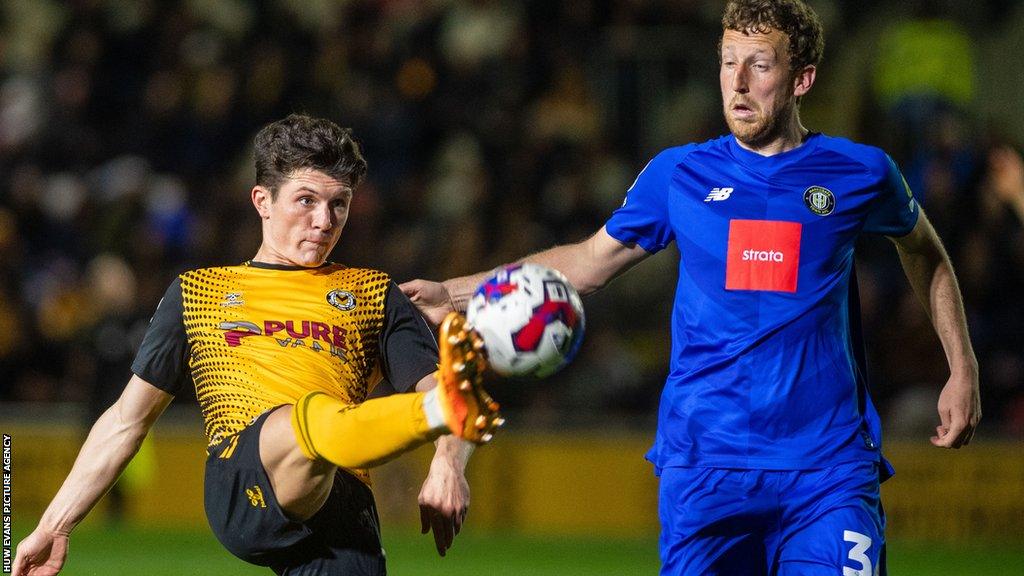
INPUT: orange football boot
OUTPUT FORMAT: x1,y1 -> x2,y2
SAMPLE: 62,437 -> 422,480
435,312 -> 504,443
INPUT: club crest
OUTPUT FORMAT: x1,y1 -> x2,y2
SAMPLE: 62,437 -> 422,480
803,186 -> 835,216
326,289 -> 357,311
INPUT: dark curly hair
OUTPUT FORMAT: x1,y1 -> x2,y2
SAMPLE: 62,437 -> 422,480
721,0 -> 825,71
254,114 -> 368,198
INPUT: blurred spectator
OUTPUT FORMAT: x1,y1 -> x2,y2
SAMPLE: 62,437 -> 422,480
0,0 -> 1021,439
871,0 -> 976,167
988,145 -> 1024,224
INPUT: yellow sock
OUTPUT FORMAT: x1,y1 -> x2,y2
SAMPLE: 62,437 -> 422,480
290,391 -> 443,469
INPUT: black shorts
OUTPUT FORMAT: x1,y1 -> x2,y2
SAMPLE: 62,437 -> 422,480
204,408 -> 386,575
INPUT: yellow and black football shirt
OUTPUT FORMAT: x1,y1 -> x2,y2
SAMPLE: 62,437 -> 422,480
131,261 -> 438,448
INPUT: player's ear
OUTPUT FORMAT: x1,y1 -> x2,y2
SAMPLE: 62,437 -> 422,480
252,186 -> 272,219
793,64 -> 816,98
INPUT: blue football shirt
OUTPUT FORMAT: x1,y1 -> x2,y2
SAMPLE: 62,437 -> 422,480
605,133 -> 919,471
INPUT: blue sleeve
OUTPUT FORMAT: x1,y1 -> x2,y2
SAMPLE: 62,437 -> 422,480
863,154 -> 919,237
604,148 -> 682,253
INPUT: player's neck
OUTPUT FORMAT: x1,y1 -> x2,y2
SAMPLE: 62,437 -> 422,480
734,119 -> 809,157
252,243 -> 325,268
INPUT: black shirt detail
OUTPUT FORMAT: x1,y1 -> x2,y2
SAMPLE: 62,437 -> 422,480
245,260 -> 333,271
131,277 -> 190,395
379,282 -> 439,392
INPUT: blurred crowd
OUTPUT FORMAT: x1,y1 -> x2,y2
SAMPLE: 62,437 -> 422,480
1,0 -> 1023,439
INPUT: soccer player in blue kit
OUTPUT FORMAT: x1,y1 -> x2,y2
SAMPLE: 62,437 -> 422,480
402,1 -> 981,574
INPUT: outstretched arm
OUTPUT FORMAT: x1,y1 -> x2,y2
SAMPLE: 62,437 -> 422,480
890,209 -> 981,448
401,227 -> 650,550
418,436 -> 474,556
401,226 -> 650,324
13,375 -> 173,576
413,374 -> 474,556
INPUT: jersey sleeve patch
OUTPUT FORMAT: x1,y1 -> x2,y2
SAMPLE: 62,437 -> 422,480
863,153 -> 919,237
725,219 -> 802,293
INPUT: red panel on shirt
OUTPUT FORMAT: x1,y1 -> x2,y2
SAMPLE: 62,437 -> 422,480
725,220 -> 802,293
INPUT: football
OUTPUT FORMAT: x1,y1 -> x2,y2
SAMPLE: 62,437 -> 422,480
466,263 -> 585,378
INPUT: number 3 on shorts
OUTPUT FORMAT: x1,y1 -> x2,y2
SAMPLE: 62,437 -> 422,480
843,530 -> 880,576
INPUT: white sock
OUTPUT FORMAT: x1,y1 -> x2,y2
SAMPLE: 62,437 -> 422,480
421,388 -> 447,431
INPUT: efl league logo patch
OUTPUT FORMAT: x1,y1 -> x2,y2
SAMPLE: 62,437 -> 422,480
803,186 -> 835,216
725,219 -> 802,293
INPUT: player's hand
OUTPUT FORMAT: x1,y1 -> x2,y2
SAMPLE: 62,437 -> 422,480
417,456 -> 470,556
399,279 -> 454,327
930,369 -> 981,449
12,528 -> 69,576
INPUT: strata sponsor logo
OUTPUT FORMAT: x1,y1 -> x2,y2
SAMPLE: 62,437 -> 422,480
221,292 -> 244,307
704,187 -> 734,202
326,289 -> 357,311
725,219 -> 802,293
218,320 -> 349,360
742,249 -> 784,262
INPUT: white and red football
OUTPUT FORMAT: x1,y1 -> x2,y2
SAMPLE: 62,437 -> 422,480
466,263 -> 585,378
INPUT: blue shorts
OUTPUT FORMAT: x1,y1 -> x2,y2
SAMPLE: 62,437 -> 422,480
658,461 -> 886,576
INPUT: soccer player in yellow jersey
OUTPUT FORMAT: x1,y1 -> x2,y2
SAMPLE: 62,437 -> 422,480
13,114 -> 501,576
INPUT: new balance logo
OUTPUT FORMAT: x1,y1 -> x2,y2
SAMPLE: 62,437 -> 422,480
704,187 -> 734,202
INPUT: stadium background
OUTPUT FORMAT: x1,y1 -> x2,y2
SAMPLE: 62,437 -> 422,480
1,0 -> 1023,574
